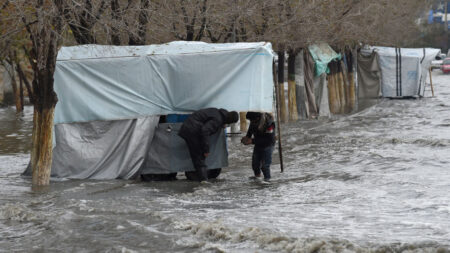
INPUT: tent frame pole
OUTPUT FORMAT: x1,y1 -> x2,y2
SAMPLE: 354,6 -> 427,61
273,60 -> 284,173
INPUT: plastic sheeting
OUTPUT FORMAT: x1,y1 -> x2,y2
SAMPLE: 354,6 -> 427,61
362,47 -> 440,98
295,50 -> 309,119
308,43 -> 341,77
315,74 -> 330,118
304,50 -> 319,116
51,116 -> 159,179
143,123 -> 227,174
295,50 -> 329,119
357,51 -> 381,99
54,41 -> 274,124
21,116 -> 159,179
23,116 -> 229,180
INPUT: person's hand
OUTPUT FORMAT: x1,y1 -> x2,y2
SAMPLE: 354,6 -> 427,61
241,136 -> 252,145
204,153 -> 209,157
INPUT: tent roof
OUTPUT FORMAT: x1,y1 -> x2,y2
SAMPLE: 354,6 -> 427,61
57,41 -> 272,61
364,46 -> 441,58
54,41 -> 274,124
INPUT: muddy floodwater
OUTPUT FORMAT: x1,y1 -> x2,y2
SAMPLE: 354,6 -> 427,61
1,72 -> 450,252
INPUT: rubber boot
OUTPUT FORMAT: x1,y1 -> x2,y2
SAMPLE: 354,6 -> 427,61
197,166 -> 208,182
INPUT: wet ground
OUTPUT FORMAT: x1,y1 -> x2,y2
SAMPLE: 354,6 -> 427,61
1,72 -> 450,252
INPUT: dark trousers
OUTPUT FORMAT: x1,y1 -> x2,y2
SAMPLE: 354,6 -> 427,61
181,135 -> 208,181
252,145 -> 274,179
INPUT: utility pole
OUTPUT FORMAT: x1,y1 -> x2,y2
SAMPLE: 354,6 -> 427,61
445,1 -> 449,52
446,1 -> 448,32
230,0 -> 241,134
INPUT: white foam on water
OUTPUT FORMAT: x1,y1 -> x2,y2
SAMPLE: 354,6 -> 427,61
119,246 -> 139,253
171,218 -> 448,253
126,220 -> 176,236
192,186 -> 217,195
0,203 -> 42,222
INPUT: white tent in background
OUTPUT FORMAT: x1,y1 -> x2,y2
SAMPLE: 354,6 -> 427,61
360,47 -> 440,98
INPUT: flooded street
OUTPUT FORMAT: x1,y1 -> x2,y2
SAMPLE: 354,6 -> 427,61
1,72 -> 450,252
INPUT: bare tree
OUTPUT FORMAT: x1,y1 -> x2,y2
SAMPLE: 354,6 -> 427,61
154,0 -> 209,41
5,1 -> 64,187
60,0 -> 106,44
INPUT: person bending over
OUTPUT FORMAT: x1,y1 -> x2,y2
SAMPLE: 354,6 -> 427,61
178,108 -> 239,182
241,112 -> 276,181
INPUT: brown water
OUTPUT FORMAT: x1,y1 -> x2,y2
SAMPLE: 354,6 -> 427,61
1,72 -> 450,252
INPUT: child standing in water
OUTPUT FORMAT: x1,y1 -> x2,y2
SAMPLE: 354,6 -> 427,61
241,112 -> 276,181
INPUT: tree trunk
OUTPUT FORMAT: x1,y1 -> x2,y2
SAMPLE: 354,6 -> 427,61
239,112 -> 247,132
110,0 -> 122,45
9,63 -> 22,113
16,63 -> 34,104
31,106 -> 55,187
333,65 -> 341,113
129,0 -> 150,45
28,38 -> 59,187
287,51 -> 298,121
22,0 -> 62,188
327,69 -> 338,114
347,51 -> 356,112
339,60 -> 351,113
337,64 -> 346,114
277,51 -> 288,123
19,73 -> 24,111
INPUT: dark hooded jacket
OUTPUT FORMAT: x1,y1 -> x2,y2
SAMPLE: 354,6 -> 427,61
178,108 -> 228,154
246,112 -> 276,148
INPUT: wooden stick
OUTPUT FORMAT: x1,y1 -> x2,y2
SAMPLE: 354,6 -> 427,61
429,67 -> 435,97
273,60 -> 284,173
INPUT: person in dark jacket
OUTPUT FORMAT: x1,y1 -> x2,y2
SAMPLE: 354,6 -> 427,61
241,112 -> 275,181
178,108 -> 239,181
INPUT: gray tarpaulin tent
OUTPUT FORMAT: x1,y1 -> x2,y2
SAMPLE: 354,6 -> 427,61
359,47 -> 440,98
24,41 -> 274,180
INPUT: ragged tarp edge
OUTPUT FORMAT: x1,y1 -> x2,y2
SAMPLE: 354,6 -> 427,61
57,41 -> 274,61
362,46 -> 441,58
